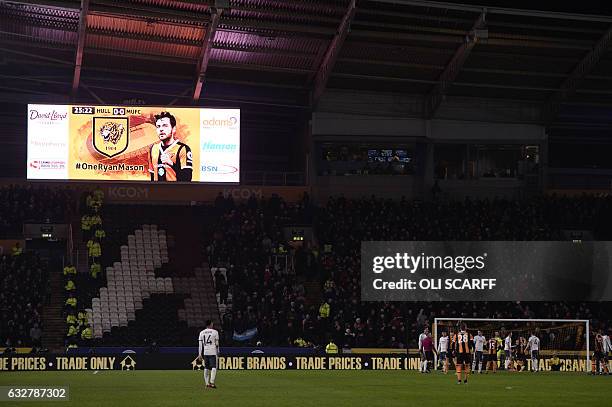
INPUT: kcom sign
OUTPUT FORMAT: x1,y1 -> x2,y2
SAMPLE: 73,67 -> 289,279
107,186 -> 149,200
223,188 -> 263,200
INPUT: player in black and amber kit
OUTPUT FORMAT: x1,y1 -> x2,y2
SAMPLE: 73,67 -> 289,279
486,332 -> 500,373
147,111 -> 193,182
453,323 -> 474,384
514,337 -> 527,372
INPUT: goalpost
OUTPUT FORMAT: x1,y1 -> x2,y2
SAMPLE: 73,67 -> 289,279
433,318 -> 590,372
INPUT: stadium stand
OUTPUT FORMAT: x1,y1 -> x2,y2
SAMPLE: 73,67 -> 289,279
2,187 -> 611,351
0,185 -> 73,237
65,204 -> 219,347
0,253 -> 48,349
203,195 -> 612,349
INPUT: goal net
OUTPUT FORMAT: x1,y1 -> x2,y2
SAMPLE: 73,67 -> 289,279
433,318 -> 590,372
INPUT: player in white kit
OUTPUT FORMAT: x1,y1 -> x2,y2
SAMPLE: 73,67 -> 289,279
603,329 -> 611,373
438,331 -> 450,373
504,332 -> 513,370
526,332 -> 540,372
198,320 -> 220,388
473,331 -> 486,374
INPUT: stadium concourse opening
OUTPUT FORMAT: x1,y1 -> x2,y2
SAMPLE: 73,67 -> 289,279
3,0 -> 612,405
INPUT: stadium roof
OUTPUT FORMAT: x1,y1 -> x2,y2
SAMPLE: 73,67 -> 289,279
2,0 -> 612,124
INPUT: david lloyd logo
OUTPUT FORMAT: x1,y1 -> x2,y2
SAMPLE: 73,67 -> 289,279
29,109 -> 68,121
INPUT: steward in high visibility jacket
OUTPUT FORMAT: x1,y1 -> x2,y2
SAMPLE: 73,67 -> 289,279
294,337 -> 308,347
319,302 -> 330,318
63,265 -> 76,276
90,263 -> 101,279
66,314 -> 77,325
65,296 -> 77,308
64,280 -> 76,291
77,311 -> 88,328
90,215 -> 102,227
325,341 -> 339,354
86,194 -> 95,210
93,189 -> 104,202
67,325 -> 78,337
88,242 -> 101,258
11,243 -> 23,256
81,326 -> 93,340
81,215 -> 91,231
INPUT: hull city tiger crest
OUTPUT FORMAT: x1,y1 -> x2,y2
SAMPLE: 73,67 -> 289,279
92,117 -> 129,158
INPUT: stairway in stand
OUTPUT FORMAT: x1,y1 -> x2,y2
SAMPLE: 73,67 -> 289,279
164,208 -> 203,276
69,214 -> 89,274
175,264 -> 221,330
160,207 -> 222,331
42,267 -> 66,352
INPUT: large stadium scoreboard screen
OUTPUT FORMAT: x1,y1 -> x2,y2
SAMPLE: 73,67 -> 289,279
26,104 -> 240,183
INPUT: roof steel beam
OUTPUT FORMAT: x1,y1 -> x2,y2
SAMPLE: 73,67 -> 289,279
86,28 -> 317,58
424,10 -> 485,119
193,8 -> 222,102
306,28 -> 592,50
542,25 -> 612,123
70,0 -> 88,99
311,0 -> 356,108
368,0 -> 612,23
1,0 -> 208,23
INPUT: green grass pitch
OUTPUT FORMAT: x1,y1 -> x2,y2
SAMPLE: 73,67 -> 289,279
0,370 -> 609,406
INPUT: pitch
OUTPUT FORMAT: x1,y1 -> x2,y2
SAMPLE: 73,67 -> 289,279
1,370 -> 609,406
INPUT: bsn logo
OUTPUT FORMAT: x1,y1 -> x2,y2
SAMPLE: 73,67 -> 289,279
201,164 -> 238,174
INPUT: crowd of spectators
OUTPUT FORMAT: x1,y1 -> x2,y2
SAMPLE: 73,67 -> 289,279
2,187 -> 612,351
205,193 -> 311,345
208,194 -> 612,350
0,253 -> 47,351
0,185 -> 74,237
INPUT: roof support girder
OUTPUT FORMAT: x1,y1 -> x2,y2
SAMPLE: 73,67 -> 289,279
424,10 -> 485,119
193,8 -> 222,102
71,0 -> 89,99
543,25 -> 612,123
311,0 -> 356,108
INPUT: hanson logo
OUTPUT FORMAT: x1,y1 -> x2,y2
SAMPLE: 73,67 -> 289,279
201,164 -> 238,174
202,116 -> 238,128
201,141 -> 237,152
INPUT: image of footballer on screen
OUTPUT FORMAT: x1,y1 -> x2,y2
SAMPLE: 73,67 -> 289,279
147,111 -> 193,182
